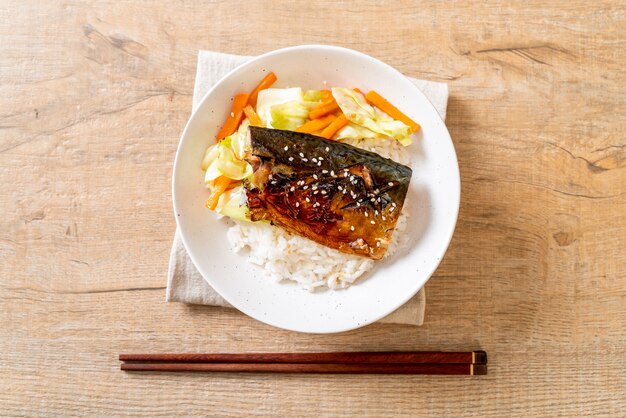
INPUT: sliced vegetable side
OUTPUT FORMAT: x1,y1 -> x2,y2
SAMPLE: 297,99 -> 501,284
202,71 -> 423,218
332,87 -> 413,146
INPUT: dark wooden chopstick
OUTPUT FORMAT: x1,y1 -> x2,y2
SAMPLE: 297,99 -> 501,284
121,362 -> 487,375
119,351 -> 487,365
119,351 -> 487,375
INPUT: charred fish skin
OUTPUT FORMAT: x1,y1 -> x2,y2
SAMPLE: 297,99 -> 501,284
244,127 -> 412,260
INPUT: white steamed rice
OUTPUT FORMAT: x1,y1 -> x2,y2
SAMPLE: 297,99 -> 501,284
226,137 -> 411,291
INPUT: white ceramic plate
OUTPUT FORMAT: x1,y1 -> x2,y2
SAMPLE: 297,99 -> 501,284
173,45 -> 460,333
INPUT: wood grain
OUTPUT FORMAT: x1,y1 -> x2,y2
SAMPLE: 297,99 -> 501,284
1,0 -> 625,416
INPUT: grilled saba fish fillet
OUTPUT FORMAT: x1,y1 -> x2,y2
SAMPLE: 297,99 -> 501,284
243,127 -> 412,260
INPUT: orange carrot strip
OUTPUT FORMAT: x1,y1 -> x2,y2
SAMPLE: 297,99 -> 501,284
320,114 -> 348,139
243,105 -> 263,127
248,72 -> 277,108
364,90 -> 421,133
309,100 -> 339,119
216,93 -> 250,140
353,87 -> 365,96
320,89 -> 332,101
295,114 -> 336,134
205,176 -> 232,211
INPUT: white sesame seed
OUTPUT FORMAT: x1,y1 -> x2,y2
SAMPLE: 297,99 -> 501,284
370,198 -> 375,202
370,220 -> 375,224
390,206 -> 396,212
382,216 -> 386,220
374,210 -> 379,215
356,202 -> 360,207
330,170 -> 335,176
321,190 -> 327,195
364,212 -> 368,217
317,161 -> 322,166
289,157 -> 294,162
350,225 -> 355,231
374,189 -> 379,194
284,146 -> 288,151
312,158 -> 317,163
268,174 -> 273,179
303,185 -> 308,190
305,197 -> 310,202
314,191 -> 318,195
376,242 -> 380,247
312,185 -> 317,190
313,174 -> 318,180
318,157 -> 324,161
344,172 -> 349,177
322,170 -> 328,174
388,182 -> 394,186
342,189 -> 347,194
299,152 -> 304,158
392,202 -> 397,207
302,158 -> 308,162
290,186 -> 295,192
295,202 -> 300,207
325,147 -> 330,152
338,186 -> 342,191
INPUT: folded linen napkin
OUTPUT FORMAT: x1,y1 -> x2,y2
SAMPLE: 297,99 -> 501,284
166,50 -> 450,326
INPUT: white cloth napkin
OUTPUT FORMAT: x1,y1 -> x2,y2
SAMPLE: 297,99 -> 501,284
166,50 -> 449,326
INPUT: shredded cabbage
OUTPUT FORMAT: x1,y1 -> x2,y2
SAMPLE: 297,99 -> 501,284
256,87 -> 321,130
214,184 -> 249,221
201,143 -> 219,171
230,119 -> 250,160
204,136 -> 252,185
202,119 -> 252,219
256,88 -> 303,128
270,100 -> 312,131
331,87 -> 413,146
335,122 -> 383,140
303,89 -> 323,102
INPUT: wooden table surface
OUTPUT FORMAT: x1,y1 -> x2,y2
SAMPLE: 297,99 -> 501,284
1,1 -> 625,416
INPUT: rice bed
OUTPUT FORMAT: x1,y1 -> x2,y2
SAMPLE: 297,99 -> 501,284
226,137 -> 411,291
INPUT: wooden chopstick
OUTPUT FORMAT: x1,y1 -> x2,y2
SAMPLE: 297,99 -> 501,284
119,351 -> 487,365
119,351 -> 487,375
121,362 -> 487,375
